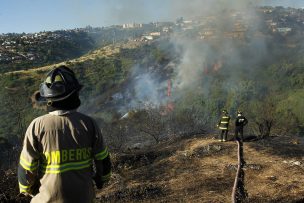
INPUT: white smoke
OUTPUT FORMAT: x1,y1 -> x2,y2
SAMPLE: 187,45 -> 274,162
167,0 -> 267,96
133,72 -> 163,107
81,0 -> 271,116
117,0 -> 269,113
120,64 -> 168,112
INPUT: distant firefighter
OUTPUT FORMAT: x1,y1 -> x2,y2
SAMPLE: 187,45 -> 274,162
217,110 -> 230,142
235,111 -> 248,142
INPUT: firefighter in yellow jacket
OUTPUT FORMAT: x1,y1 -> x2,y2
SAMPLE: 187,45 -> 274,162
18,65 -> 111,203
217,110 -> 230,142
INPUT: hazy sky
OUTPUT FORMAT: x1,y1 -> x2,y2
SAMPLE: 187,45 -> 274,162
0,0 -> 303,34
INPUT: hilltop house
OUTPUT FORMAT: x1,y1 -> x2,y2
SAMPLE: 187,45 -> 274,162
276,27 -> 292,33
123,23 -> 143,29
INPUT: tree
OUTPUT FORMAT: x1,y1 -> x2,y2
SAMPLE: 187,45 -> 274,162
248,96 -> 278,139
168,106 -> 207,137
135,107 -> 167,144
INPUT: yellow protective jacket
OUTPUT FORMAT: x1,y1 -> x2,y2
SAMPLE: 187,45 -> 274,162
18,110 -> 111,203
218,115 -> 230,130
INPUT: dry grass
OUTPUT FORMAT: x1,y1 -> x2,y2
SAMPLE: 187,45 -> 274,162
4,41 -> 143,76
97,135 -> 304,203
244,136 -> 304,202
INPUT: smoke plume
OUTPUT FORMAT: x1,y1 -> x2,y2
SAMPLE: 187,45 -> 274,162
115,0 -> 269,114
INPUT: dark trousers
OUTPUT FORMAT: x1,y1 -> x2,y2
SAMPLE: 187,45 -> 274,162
235,126 -> 244,141
220,130 -> 228,140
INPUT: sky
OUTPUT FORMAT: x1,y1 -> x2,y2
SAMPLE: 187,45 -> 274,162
0,0 -> 304,34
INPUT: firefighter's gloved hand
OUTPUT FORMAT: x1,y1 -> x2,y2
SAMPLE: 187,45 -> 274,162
93,176 -> 104,189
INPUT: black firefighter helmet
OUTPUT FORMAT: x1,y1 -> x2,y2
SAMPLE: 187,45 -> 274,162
37,65 -> 82,103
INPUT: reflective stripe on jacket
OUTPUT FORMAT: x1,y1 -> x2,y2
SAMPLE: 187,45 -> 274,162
18,110 -> 111,203
218,115 -> 230,130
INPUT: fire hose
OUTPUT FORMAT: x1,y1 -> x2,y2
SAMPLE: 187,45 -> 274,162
231,139 -> 247,203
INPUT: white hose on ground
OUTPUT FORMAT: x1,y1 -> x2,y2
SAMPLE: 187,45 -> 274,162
231,139 -> 246,203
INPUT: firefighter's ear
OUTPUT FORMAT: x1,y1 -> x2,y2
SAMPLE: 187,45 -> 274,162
32,91 -> 41,102
31,91 -> 47,110
32,91 -> 47,103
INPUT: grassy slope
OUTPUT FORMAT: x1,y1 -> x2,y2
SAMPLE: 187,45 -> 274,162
97,135 -> 304,203
3,41 -> 142,76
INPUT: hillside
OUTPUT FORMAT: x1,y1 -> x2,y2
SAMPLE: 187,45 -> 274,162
1,6 -> 304,147
3,40 -> 143,75
1,135 -> 304,202
0,25 -> 163,73
0,39 -> 151,145
0,30 -> 95,73
0,29 -> 304,168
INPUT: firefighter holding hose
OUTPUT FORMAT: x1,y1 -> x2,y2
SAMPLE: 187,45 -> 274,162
18,65 -> 111,202
217,110 -> 230,142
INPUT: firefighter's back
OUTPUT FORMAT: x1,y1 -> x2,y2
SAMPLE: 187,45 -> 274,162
19,66 -> 111,202
31,111 -> 96,203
